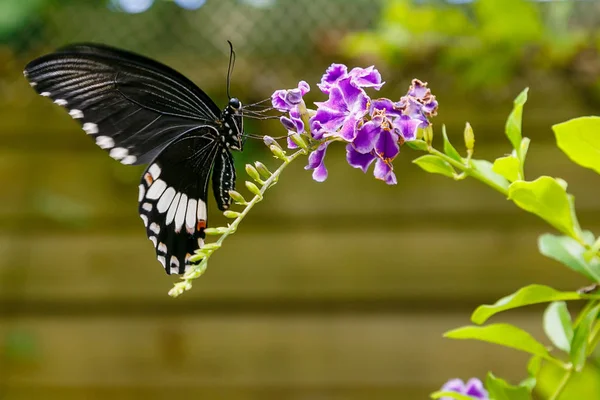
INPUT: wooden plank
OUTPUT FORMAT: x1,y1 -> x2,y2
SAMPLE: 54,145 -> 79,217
0,228 -> 588,303
0,313 -> 541,388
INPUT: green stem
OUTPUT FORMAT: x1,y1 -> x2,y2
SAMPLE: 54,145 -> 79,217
168,148 -> 307,297
548,367 -> 573,400
428,146 -> 509,196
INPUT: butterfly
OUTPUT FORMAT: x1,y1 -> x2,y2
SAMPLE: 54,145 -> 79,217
23,43 -> 252,275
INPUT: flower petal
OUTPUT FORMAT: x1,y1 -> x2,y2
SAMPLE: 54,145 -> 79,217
287,135 -> 298,149
373,158 -> 393,181
375,129 -> 400,159
440,378 -> 466,393
353,120 -> 382,153
464,378 -> 488,399
298,80 -> 310,96
271,90 -> 289,111
338,77 -> 368,113
393,115 -> 421,141
349,65 -> 384,90
370,98 -> 403,118
337,114 -> 361,141
280,116 -> 296,131
346,144 -> 376,173
305,142 -> 330,182
317,63 -> 348,94
385,171 -> 397,185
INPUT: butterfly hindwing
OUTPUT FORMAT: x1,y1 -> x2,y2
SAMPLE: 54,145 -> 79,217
23,43 -> 222,165
212,147 -> 237,211
139,129 -> 220,275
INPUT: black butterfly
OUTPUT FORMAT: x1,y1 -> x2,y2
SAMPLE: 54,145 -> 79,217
23,43 -> 247,275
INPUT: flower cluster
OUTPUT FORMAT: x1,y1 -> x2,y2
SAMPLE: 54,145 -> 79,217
271,64 -> 437,185
440,378 -> 489,400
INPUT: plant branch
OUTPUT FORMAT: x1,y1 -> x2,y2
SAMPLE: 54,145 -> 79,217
548,366 -> 573,400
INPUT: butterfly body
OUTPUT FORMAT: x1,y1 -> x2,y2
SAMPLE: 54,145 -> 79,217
24,43 -> 244,275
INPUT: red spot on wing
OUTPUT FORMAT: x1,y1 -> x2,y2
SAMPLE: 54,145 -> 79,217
197,220 -> 206,231
144,173 -> 153,186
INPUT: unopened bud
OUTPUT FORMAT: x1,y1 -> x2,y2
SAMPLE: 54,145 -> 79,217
228,190 -> 247,205
204,227 -> 229,235
290,133 -> 308,150
254,161 -> 272,179
223,210 -> 241,219
245,181 -> 262,197
245,164 -> 262,183
423,124 -> 433,146
168,281 -> 192,297
183,262 -> 208,280
270,145 -> 287,160
263,135 -> 281,149
464,122 -> 475,153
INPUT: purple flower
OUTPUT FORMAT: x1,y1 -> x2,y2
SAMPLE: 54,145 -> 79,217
281,108 -> 305,149
440,378 -> 489,400
310,77 -> 369,141
318,63 -> 384,94
272,81 -> 310,112
398,79 -> 438,128
305,142 -> 330,182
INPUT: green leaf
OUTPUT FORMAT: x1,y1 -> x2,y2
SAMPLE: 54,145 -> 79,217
444,323 -> 552,360
430,391 -> 479,400
486,372 -> 532,400
570,304 -> 600,371
472,284 -> 583,324
492,154 -> 521,182
508,176 -> 580,238
470,159 -> 510,191
505,88 -> 529,153
538,234 -> 600,282
406,140 -> 429,151
442,125 -> 462,161
553,116 -> 600,175
413,155 -> 455,178
520,355 -> 542,391
543,302 -> 574,353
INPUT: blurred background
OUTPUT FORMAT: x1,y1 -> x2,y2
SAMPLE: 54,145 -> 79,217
1,0 -> 600,398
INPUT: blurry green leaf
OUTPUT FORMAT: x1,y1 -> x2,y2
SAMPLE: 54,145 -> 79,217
406,140 -> 429,151
553,117 -> 600,175
538,234 -> 600,282
430,391 -> 479,400
508,177 -> 580,238
570,304 -> 600,370
0,0 -> 45,39
476,0 -> 542,42
485,372 -> 532,400
442,125 -> 462,161
470,159 -> 510,191
472,284 -> 583,324
520,137 -> 531,168
444,324 -> 552,360
520,355 -> 542,391
536,361 -> 600,399
543,302 -> 574,353
492,155 -> 520,182
413,155 -> 455,178
504,88 -> 529,153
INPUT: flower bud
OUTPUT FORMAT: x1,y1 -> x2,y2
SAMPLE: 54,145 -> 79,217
204,227 -> 228,235
464,122 -> 475,152
245,181 -> 262,197
223,210 -> 241,219
183,262 -> 208,280
423,124 -> 433,146
270,144 -> 288,160
254,161 -> 272,179
245,164 -> 262,183
168,280 -> 193,297
290,133 -> 308,150
228,190 -> 247,205
263,135 -> 281,149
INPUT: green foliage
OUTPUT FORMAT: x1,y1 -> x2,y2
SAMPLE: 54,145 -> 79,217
492,155 -> 520,183
570,304 -> 600,371
471,285 -> 584,325
444,324 -> 553,361
430,392 -> 479,400
538,234 -> 600,282
442,125 -> 462,162
508,177 -> 581,239
485,372 -> 532,400
413,155 -> 455,178
469,159 -> 510,192
505,88 -> 529,155
553,117 -> 600,175
543,302 -> 574,353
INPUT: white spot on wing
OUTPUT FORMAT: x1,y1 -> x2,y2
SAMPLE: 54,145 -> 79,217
149,236 -> 157,248
146,179 -> 167,200
157,187 -> 176,213
40,91 -> 50,97
30,82 -> 37,87
149,164 -> 161,179
142,202 -> 152,212
169,256 -> 180,274
121,155 -> 137,165
157,255 -> 166,269
186,199 -> 197,233
109,147 -> 128,160
158,242 -> 167,253
140,214 -> 148,227
197,238 -> 204,248
197,199 -> 207,221
69,109 -> 83,119
149,223 -> 160,234
174,194 -> 188,232
138,185 -> 145,202
83,122 -> 98,134
54,99 -> 67,106
166,192 -> 181,225
95,136 -> 114,149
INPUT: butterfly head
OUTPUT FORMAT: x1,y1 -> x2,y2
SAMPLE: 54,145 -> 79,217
221,97 -> 244,151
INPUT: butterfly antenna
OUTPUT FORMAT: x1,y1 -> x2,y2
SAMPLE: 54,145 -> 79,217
226,40 -> 236,99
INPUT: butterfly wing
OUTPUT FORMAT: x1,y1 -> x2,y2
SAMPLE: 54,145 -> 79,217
139,129 -> 220,275
211,147 -> 236,211
23,43 -> 222,165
